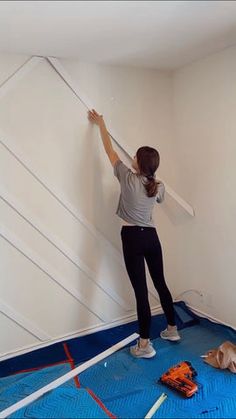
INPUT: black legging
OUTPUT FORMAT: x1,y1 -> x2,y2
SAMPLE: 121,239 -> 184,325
121,226 -> 176,339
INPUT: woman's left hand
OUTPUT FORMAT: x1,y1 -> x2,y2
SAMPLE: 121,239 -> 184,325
88,109 -> 104,126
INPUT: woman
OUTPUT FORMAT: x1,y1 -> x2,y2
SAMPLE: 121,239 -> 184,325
88,109 -> 180,358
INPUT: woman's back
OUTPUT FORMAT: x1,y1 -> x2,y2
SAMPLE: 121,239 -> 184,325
114,160 -> 165,227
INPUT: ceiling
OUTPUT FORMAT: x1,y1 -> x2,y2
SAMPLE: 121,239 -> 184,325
1,1 -> 236,70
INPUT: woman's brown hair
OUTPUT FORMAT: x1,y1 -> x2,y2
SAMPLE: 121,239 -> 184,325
136,146 -> 160,197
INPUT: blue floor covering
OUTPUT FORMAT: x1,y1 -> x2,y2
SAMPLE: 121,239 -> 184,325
0,304 -> 235,418
79,321 -> 236,418
0,302 -> 197,378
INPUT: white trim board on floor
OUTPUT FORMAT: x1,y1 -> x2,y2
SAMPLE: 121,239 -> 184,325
0,333 -> 138,419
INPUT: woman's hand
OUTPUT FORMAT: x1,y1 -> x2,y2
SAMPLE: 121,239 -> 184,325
88,109 -> 104,127
87,109 -> 119,166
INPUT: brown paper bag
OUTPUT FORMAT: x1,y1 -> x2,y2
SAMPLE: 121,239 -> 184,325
204,341 -> 236,373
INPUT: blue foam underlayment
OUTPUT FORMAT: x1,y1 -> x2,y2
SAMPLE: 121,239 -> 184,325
10,388 -> 111,419
0,320 -> 235,419
79,321 -> 236,418
0,304 -> 235,418
0,301 -> 198,378
0,364 -> 72,411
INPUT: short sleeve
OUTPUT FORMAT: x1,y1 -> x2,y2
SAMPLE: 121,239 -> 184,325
156,182 -> 165,203
113,160 -> 130,183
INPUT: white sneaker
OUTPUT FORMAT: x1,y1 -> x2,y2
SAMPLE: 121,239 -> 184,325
160,327 -> 181,341
130,340 -> 156,358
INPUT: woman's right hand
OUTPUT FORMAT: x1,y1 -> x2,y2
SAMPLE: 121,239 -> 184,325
88,109 -> 104,127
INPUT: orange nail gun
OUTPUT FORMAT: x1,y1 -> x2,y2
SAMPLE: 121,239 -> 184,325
159,361 -> 198,398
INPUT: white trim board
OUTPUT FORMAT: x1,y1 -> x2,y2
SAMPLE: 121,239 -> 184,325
0,56 -> 187,306
0,182 -> 159,305
0,76 -> 123,271
0,189 -> 132,316
0,304 -> 162,361
0,139 -> 130,311
0,55 -> 194,261
0,299 -> 50,341
0,57 -> 130,308
0,57 -> 44,100
0,333 -> 139,419
47,56 -> 195,217
0,224 -> 107,323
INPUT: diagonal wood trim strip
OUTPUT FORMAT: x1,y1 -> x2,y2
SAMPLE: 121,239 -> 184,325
47,56 -> 195,217
0,57 -> 44,100
0,224 -> 106,322
0,299 -> 50,341
0,137 -> 130,311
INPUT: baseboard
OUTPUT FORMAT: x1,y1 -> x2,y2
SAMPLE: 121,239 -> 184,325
0,305 -> 163,362
3,302 -> 234,362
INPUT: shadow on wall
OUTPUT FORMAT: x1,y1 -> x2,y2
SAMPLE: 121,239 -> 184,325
161,195 -> 194,227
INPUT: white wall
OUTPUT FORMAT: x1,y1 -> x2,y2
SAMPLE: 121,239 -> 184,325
59,61 -> 178,187
59,58 -> 184,296
2,45 -> 234,358
172,45 -> 236,327
1,54 -> 180,357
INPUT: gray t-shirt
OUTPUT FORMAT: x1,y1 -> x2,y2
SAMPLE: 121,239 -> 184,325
114,160 -> 165,227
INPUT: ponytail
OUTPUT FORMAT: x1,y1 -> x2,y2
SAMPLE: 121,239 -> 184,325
136,146 -> 160,198
144,175 -> 158,197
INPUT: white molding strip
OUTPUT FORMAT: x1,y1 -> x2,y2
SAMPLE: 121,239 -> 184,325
47,56 -> 195,217
0,55 -> 130,309
0,186 -> 158,307
3,301 -> 236,361
0,187 -> 158,308
0,56 -> 157,307
0,304 -> 162,361
0,139 -> 130,311
0,333 -> 139,419
0,223 -> 108,323
0,56 -> 44,100
0,57 -> 31,89
0,299 -> 50,341
0,197 -> 125,322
